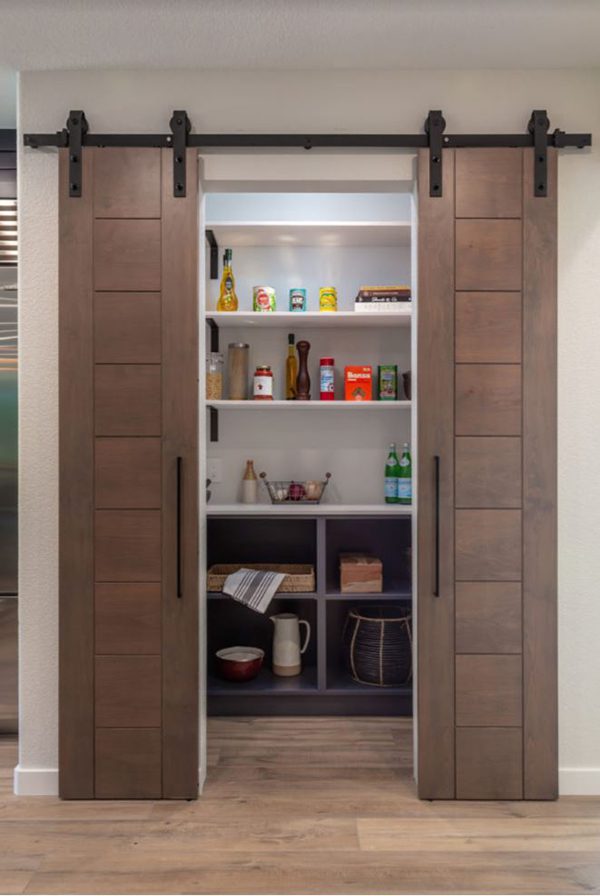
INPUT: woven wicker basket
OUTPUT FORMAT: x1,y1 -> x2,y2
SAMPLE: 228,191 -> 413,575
207,563 -> 315,594
343,605 -> 412,687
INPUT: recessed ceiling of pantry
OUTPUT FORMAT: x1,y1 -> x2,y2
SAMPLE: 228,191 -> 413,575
205,192 -> 412,247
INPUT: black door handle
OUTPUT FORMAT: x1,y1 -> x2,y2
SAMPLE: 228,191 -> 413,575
176,456 -> 183,598
433,455 -> 440,597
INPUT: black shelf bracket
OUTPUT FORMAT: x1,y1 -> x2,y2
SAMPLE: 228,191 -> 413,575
529,109 -> 550,197
169,110 -> 191,198
209,406 -> 219,443
67,111 -> 88,198
206,317 -> 219,352
424,110 -> 446,197
205,229 -> 219,279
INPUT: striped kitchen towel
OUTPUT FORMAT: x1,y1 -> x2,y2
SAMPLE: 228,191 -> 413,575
222,567 -> 286,614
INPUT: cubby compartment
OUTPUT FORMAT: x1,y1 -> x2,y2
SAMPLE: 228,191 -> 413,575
325,598 -> 412,713
324,517 -> 411,597
207,595 -> 318,687
207,516 -> 317,573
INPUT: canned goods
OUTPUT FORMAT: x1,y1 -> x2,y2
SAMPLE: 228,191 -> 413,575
289,288 -> 307,312
253,286 -> 276,312
320,357 -> 335,401
319,286 -> 337,312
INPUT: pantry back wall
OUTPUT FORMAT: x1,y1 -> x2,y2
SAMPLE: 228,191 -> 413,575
17,67 -> 600,795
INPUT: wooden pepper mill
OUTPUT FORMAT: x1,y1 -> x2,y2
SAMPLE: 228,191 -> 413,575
296,340 -> 311,400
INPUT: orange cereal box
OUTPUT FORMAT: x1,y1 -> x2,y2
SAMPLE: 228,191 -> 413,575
344,366 -> 373,401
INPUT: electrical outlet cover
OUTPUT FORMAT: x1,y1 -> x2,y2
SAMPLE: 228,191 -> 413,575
207,458 -> 223,483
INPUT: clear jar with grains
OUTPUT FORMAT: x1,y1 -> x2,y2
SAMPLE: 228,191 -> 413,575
206,352 -> 223,400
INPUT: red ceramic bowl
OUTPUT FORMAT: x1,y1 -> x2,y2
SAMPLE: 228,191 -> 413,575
216,647 -> 264,682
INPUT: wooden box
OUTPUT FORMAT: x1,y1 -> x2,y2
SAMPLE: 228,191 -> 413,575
339,553 -> 383,593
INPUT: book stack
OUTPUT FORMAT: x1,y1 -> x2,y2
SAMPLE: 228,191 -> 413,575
355,285 -> 411,312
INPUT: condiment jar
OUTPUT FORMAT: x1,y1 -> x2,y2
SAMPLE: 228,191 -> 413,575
319,357 -> 335,400
253,365 -> 274,400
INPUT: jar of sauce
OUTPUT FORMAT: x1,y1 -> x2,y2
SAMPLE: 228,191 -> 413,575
320,357 -> 335,400
253,365 -> 274,400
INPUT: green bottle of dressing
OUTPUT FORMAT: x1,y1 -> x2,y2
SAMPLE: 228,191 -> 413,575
397,442 -> 412,505
384,443 -> 401,504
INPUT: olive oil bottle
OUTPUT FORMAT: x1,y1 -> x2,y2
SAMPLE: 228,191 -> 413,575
216,248 -> 238,312
285,333 -> 298,399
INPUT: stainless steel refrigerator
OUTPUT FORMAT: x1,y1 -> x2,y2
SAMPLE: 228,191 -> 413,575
0,268 -> 17,734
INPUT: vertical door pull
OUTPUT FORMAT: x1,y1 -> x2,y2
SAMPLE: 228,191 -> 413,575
434,455 -> 440,597
176,456 -> 183,598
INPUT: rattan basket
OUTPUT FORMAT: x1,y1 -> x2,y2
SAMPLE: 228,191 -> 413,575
343,605 -> 412,687
207,563 -> 315,594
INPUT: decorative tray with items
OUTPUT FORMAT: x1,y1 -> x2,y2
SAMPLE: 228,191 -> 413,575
260,472 -> 331,505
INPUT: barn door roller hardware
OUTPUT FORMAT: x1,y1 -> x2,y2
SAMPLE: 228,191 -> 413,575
168,111 -> 190,197
67,111 -> 88,198
24,108 -> 591,199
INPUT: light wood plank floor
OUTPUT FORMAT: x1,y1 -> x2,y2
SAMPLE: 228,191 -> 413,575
2,718 -> 600,895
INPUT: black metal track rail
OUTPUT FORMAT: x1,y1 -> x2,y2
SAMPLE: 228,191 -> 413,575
23,130 -> 591,150
23,109 -> 591,199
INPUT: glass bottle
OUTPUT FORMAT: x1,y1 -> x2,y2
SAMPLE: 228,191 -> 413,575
285,333 -> 298,400
216,248 -> 238,312
384,442 -> 401,504
397,442 -> 412,505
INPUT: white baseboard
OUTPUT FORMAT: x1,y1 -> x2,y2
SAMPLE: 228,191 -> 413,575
13,765 -> 59,796
559,767 -> 600,796
13,766 -> 207,797
12,764 -> 600,798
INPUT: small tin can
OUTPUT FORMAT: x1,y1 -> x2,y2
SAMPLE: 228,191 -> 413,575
378,364 -> 398,401
253,286 -> 276,312
289,288 -> 307,312
319,286 -> 338,312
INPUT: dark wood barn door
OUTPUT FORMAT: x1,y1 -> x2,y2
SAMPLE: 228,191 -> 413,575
417,148 -> 557,799
59,147 -> 199,799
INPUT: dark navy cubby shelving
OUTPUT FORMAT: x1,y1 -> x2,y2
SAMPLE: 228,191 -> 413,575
207,512 -> 412,717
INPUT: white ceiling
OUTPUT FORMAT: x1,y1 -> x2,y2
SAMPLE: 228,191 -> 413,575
1,0 -> 600,71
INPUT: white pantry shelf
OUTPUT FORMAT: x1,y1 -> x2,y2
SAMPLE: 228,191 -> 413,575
205,220 -> 411,248
206,400 -> 411,410
206,503 -> 413,517
204,309 -> 411,328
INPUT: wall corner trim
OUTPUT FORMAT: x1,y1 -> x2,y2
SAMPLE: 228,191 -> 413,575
559,767 -> 600,796
13,765 -> 59,796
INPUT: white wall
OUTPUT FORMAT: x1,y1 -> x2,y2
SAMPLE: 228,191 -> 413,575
17,68 -> 600,795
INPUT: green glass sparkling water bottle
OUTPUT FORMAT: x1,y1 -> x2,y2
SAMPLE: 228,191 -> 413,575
384,443 -> 401,504
397,442 -> 412,505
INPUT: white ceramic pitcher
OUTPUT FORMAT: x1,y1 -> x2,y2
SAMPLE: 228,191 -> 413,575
270,612 -> 311,677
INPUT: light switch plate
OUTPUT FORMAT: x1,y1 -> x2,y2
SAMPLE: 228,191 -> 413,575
207,458 -> 223,483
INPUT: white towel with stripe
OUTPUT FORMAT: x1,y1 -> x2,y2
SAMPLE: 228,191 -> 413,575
222,567 -> 286,614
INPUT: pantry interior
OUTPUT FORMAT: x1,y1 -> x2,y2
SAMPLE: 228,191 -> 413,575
200,155 -> 417,734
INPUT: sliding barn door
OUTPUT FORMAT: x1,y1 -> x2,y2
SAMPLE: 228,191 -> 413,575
59,147 -> 199,799
417,148 -> 557,799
